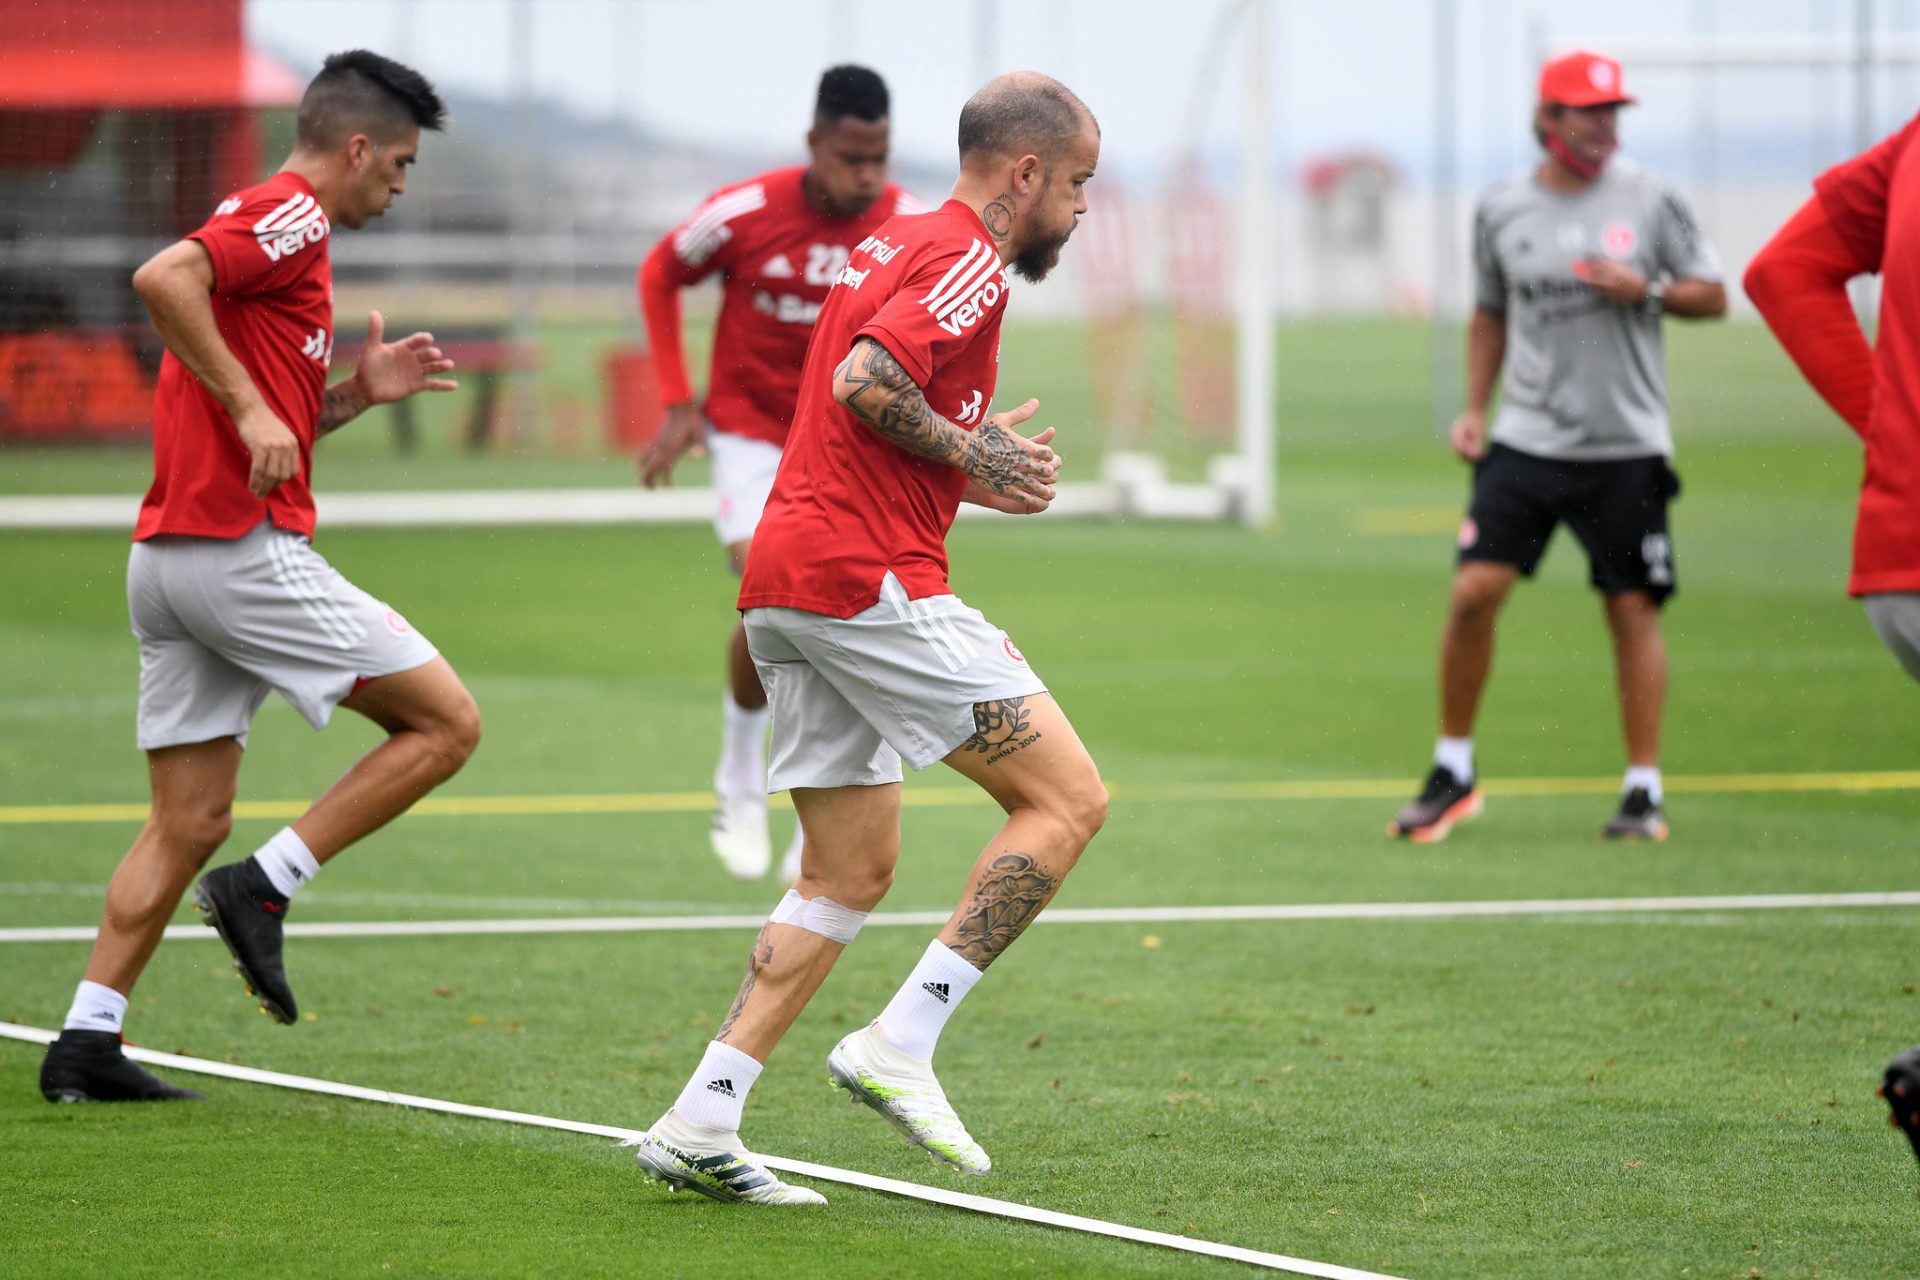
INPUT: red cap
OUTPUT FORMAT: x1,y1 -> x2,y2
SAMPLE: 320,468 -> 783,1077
1538,50 -> 1635,108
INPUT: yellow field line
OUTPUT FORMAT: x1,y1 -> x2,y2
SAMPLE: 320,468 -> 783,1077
2,770 -> 1916,826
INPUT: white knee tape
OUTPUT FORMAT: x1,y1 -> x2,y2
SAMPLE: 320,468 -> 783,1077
768,889 -> 869,944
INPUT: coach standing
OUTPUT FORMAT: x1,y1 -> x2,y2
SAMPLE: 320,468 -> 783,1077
1389,50 -> 1727,845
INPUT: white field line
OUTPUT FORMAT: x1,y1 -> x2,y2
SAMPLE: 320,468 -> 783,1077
0,1021 -> 1403,1280
3,891 -> 1918,946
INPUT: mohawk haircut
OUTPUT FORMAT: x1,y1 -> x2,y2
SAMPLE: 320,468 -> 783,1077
815,64 -> 889,127
958,72 -> 1095,164
297,50 -> 448,151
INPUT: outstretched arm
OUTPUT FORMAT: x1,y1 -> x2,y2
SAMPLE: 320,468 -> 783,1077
318,310 -> 457,436
831,337 -> 1058,510
635,242 -> 705,486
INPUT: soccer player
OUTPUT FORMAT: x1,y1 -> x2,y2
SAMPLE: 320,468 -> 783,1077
1741,110 -> 1920,1166
38,51 -> 480,1104
629,72 -> 1104,1205
1388,50 -> 1726,845
637,65 -> 919,883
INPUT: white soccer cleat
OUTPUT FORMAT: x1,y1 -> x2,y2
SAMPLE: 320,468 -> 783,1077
709,793 -> 771,880
827,1021 -> 991,1176
628,1109 -> 826,1206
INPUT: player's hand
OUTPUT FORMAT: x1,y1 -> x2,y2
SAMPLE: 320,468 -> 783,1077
964,427 -> 1059,514
1573,256 -> 1649,306
961,400 -> 1058,511
1449,408 -> 1487,463
234,402 -> 301,497
639,402 -> 705,488
352,309 -> 458,406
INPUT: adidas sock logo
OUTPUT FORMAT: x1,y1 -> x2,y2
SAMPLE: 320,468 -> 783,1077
922,981 -> 950,1004
704,1077 -> 736,1097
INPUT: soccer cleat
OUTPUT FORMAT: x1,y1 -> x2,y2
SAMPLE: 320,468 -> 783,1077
1387,765 -> 1484,843
628,1110 -> 826,1205
1880,1045 -> 1920,1168
192,859 -> 298,1024
39,1029 -> 203,1103
710,793 -> 772,880
1602,787 -> 1668,842
827,1020 -> 991,1175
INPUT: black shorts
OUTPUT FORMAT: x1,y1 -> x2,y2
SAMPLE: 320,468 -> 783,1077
1457,443 -> 1681,605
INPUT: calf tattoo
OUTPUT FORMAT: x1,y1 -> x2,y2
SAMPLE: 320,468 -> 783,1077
951,853 -> 1057,966
716,926 -> 774,1041
963,697 -> 1042,763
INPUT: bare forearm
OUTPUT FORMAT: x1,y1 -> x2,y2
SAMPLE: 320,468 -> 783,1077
134,256 -> 266,419
832,338 -> 971,466
1660,278 -> 1728,319
1465,308 -> 1506,412
318,376 -> 369,434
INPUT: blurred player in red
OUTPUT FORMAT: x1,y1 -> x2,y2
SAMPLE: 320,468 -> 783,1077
1743,109 -> 1920,1169
630,72 -> 1104,1205
636,66 -> 920,883
39,51 -> 481,1104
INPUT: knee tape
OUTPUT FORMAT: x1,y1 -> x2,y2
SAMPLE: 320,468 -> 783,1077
768,889 -> 868,944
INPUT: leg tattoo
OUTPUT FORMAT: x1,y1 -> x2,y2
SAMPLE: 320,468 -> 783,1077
716,926 -> 774,1042
961,697 -> 1041,764
950,853 -> 1057,968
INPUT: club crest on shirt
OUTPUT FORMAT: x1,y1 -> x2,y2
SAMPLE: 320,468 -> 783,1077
1601,220 -> 1637,260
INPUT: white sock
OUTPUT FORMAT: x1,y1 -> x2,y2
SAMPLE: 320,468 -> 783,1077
716,696 -> 771,799
63,979 -> 128,1034
877,939 -> 985,1062
251,826 -> 320,899
673,1039 -> 764,1133
1434,736 -> 1475,783
1624,765 -> 1663,805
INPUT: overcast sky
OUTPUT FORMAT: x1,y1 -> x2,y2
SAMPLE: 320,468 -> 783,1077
248,0 -> 1920,185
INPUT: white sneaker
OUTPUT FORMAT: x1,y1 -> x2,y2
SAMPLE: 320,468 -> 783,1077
628,1109 -> 826,1205
778,823 -> 804,882
827,1021 -> 991,1175
709,792 -> 771,880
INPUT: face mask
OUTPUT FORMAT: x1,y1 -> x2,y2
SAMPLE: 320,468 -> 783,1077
1547,132 -> 1606,180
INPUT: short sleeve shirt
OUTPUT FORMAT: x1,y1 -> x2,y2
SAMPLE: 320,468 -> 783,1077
739,200 -> 1010,617
1474,159 -> 1721,460
656,167 -> 921,447
1816,111 -> 1920,595
134,171 -> 334,541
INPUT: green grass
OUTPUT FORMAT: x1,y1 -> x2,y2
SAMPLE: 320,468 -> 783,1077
3,319 -> 1919,1278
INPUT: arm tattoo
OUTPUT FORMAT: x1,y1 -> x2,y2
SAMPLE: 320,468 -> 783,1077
949,853 -> 1057,968
317,380 -> 366,435
835,338 -> 1043,499
716,926 -> 774,1042
961,697 -> 1041,763
835,338 -> 966,465
981,193 -> 1016,242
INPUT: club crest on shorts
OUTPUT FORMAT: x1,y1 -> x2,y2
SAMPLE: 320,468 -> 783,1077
385,609 -> 412,635
1002,634 -> 1025,664
1457,517 -> 1479,549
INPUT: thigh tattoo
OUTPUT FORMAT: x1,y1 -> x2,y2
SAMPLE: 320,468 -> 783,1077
962,697 -> 1042,764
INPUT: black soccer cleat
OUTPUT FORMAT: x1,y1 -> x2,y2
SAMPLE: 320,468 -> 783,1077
1387,765 -> 1484,843
193,859 -> 298,1024
1602,787 -> 1668,842
1880,1045 -> 1920,1168
40,1029 -> 203,1103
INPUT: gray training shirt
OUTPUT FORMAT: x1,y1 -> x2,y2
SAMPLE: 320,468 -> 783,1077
1473,158 -> 1721,460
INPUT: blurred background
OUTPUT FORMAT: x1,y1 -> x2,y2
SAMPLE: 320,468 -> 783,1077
0,0 -> 1912,520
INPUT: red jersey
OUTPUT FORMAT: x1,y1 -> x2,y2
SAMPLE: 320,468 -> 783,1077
739,199 -> 1011,617
135,171 -> 334,542
642,166 -> 920,447
1816,112 -> 1920,595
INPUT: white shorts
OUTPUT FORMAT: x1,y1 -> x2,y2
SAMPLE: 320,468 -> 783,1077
707,426 -> 784,548
1866,593 -> 1920,684
128,522 -> 440,750
744,572 -> 1048,791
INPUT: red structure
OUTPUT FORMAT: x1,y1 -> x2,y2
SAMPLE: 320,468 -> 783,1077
0,0 -> 303,440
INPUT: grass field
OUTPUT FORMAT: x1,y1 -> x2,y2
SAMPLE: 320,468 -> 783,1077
4,319 -> 1920,1278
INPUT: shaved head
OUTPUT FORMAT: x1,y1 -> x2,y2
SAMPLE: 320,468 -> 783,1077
957,71 -> 1097,166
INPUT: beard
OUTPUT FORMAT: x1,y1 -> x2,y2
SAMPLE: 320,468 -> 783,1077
1011,219 -> 1074,283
